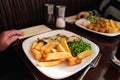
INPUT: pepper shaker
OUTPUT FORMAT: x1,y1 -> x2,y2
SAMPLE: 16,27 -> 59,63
45,4 -> 55,29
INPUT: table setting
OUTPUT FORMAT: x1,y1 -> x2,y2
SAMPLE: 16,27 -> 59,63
12,14 -> 120,80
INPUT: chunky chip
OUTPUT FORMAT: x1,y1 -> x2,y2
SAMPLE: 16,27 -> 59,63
30,34 -> 93,67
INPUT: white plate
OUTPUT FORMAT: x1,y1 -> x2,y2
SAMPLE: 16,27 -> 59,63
75,19 -> 120,37
22,30 -> 100,79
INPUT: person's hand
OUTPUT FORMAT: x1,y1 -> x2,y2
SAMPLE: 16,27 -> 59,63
77,11 -> 90,19
0,30 -> 24,51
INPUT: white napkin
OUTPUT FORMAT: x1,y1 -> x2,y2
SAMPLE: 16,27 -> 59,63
19,25 -> 51,39
65,15 -> 77,23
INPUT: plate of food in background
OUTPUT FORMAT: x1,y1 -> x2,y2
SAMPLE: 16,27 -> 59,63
75,15 -> 120,37
22,30 -> 99,79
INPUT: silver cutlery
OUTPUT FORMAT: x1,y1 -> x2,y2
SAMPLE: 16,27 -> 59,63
77,53 -> 102,80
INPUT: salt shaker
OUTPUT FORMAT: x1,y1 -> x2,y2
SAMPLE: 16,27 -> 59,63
56,5 -> 66,29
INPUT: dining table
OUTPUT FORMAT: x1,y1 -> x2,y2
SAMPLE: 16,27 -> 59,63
12,22 -> 120,80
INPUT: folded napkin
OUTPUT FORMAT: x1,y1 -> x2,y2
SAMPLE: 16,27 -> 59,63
19,25 -> 51,39
65,15 -> 77,24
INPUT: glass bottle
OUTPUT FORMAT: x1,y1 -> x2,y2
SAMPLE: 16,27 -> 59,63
56,5 -> 66,29
111,42 -> 120,66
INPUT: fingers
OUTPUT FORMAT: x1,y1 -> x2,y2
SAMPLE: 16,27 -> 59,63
4,29 -> 24,46
0,29 -> 24,51
77,13 -> 84,19
7,35 -> 18,45
7,30 -> 24,37
0,30 -> 24,41
77,12 -> 90,19
0,35 -> 17,51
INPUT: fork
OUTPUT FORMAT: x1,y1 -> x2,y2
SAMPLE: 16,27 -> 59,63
77,53 -> 102,80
